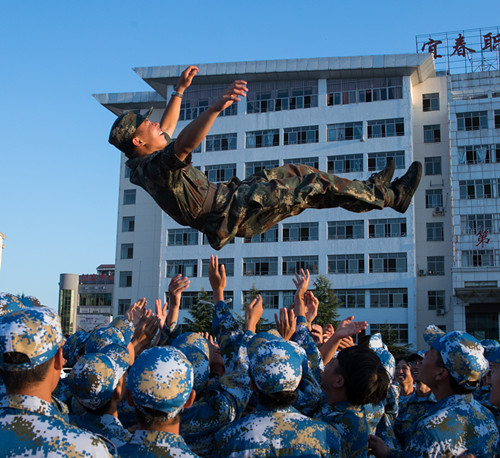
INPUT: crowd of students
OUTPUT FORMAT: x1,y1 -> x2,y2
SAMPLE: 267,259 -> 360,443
1,256 -> 499,457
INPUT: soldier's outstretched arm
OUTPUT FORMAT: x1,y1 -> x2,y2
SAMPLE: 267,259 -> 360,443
160,65 -> 199,137
174,80 -> 247,162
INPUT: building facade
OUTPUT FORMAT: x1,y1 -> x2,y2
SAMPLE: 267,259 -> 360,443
94,54 -> 498,350
58,264 -> 114,334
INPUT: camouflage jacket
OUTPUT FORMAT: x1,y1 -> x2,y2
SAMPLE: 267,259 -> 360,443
118,429 -> 197,457
393,391 -> 436,448
388,393 -> 499,458
70,412 -> 132,449
319,401 -> 370,458
0,394 -> 115,457
214,403 -> 344,457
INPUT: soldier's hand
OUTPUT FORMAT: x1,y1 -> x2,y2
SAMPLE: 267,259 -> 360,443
177,65 -> 199,91
275,308 -> 296,340
212,80 -> 248,112
245,295 -> 263,333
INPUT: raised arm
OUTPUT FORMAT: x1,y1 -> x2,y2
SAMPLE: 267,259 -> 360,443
174,80 -> 247,162
160,65 -> 199,137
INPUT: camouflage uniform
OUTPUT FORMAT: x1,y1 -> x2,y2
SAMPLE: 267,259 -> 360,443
318,401 -> 369,458
180,300 -> 253,456
126,140 -> 388,250
70,412 -> 132,449
393,391 -> 436,448
0,393 -> 114,457
118,429 -> 197,457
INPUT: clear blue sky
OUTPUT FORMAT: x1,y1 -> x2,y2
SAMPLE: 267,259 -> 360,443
1,0 -> 498,309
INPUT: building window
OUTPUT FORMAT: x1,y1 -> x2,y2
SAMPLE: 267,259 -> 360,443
368,218 -> 406,238
459,179 -> 494,199
122,216 -> 135,232
245,160 -> 280,178
247,80 -> 318,113
180,84 -> 237,121
327,122 -> 363,141
462,250 -> 495,267
283,222 -> 319,242
425,157 -> 442,175
328,220 -> 364,239
243,291 -> 280,309
118,299 -> 131,315
282,256 -> 319,275
283,157 -> 319,169
370,288 -> 408,308
367,118 -> 404,138
243,257 -> 278,276
167,229 -> 199,246
205,164 -> 236,183
124,166 -> 132,178
327,154 -> 363,173
428,291 -> 445,311
120,243 -> 133,259
424,124 -> 441,143
423,93 -> 440,112
246,129 -> 279,148
425,189 -> 443,208
367,151 -> 405,171
458,145 -> 498,164
460,214 -> 494,235
456,111 -> 488,131
328,254 -> 364,274
369,253 -> 407,273
166,260 -> 198,278
427,222 -> 444,241
496,110 -> 500,128
427,256 -> 445,276
327,77 -> 402,105
371,323 -> 408,344
119,271 -> 132,288
202,258 -> 234,277
337,289 -> 365,308
244,226 -> 278,243
179,292 -> 199,310
284,126 -> 319,145
205,133 -> 237,152
123,189 -> 136,205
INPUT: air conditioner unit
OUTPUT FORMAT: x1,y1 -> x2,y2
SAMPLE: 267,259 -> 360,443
437,307 -> 446,316
433,206 -> 445,216
418,269 -> 426,277
427,270 -> 435,276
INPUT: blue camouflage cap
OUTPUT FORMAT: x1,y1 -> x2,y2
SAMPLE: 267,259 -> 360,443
424,325 -> 488,387
109,316 -> 134,344
68,344 -> 131,409
171,332 -> 209,359
481,339 -> 500,361
108,107 -> 154,154
0,307 -> 64,371
127,346 -> 193,418
86,326 -> 129,354
368,333 -> 396,379
63,330 -> 90,367
0,293 -> 41,317
486,346 -> 500,364
249,339 -> 303,394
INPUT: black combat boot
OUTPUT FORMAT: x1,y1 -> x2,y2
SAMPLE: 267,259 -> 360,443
389,161 -> 422,213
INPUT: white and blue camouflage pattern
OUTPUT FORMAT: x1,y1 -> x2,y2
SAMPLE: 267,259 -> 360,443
127,346 -> 193,418
424,325 -> 488,387
85,327 -> 128,354
63,330 -> 89,367
0,306 -> 64,371
118,429 -> 197,457
368,333 -> 395,379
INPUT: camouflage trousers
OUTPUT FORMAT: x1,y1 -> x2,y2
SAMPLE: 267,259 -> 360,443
198,164 -> 388,250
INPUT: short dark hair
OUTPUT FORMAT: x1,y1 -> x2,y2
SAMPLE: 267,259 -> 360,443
336,346 -> 390,405
0,352 -> 53,391
135,406 -> 181,428
82,400 -> 112,416
254,387 -> 299,409
435,351 -> 475,394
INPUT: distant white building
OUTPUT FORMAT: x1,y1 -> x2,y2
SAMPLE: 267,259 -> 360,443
58,264 -> 114,334
94,53 -> 499,350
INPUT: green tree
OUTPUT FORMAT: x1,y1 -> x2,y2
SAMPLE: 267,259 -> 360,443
183,288 -> 213,333
242,283 -> 272,332
312,274 -> 340,327
375,323 -> 411,356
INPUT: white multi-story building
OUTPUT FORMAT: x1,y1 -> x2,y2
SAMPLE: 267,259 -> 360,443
95,53 -> 489,350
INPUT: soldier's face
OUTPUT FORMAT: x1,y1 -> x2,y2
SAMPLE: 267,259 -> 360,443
321,358 -> 343,403
490,363 -> 500,407
418,347 -> 440,388
395,360 -> 413,385
134,119 -> 168,153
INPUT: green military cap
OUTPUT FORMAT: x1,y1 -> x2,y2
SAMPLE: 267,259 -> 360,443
108,107 -> 153,154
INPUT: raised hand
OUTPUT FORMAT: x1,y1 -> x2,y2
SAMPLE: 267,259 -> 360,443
245,295 -> 263,333
275,308 -> 296,341
125,298 -> 147,326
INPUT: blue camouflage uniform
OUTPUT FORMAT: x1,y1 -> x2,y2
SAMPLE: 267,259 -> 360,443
119,429 -> 197,458
214,338 -> 344,456
71,412 -> 132,449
